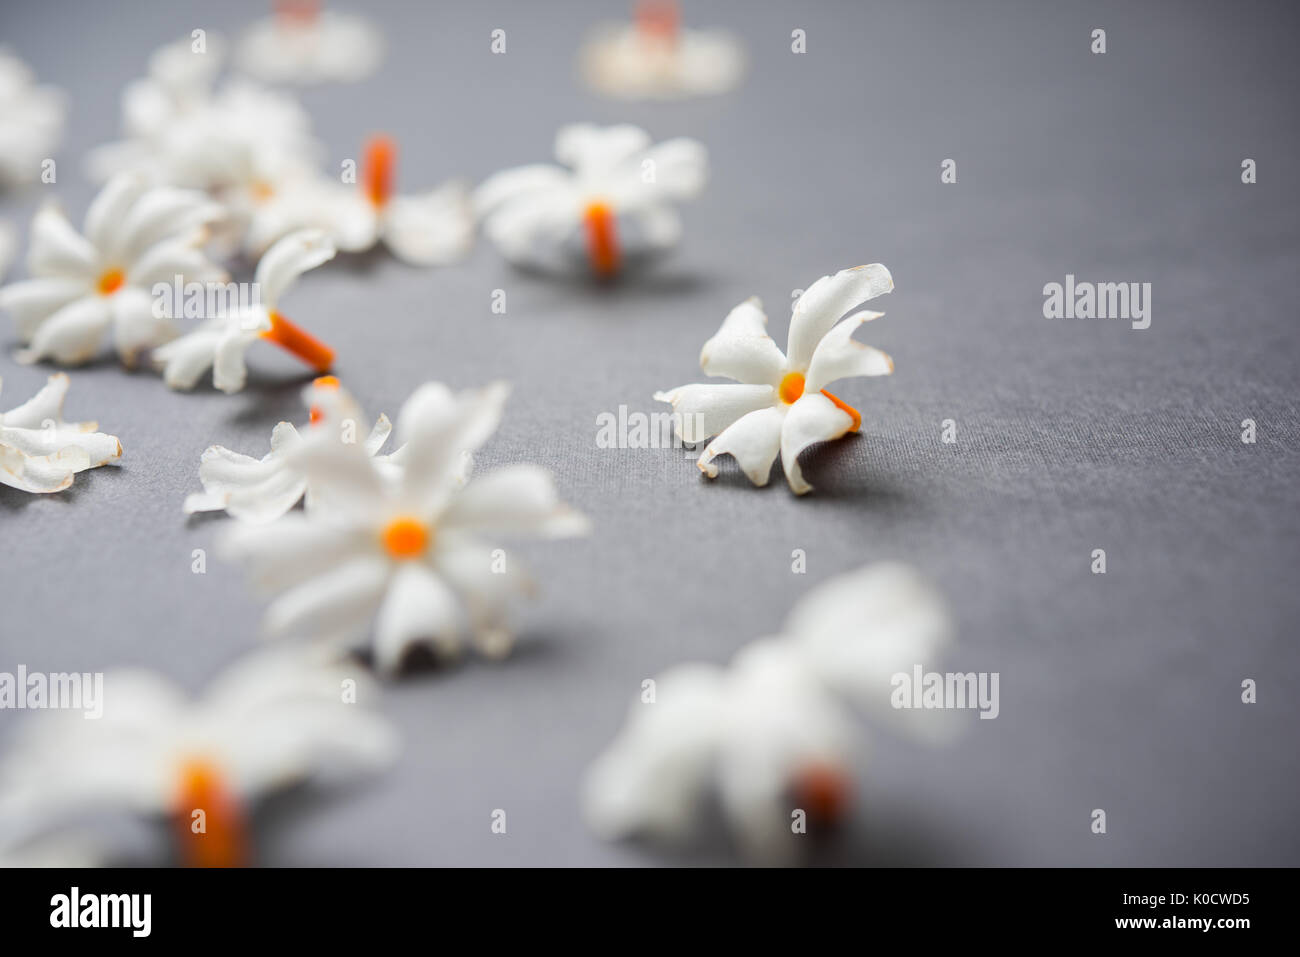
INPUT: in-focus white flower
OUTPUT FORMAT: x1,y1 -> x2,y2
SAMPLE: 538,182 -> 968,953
185,375 -> 406,523
237,1 -> 384,85
474,123 -> 707,278
0,649 -> 397,867
0,49 -> 66,186
655,265 -> 895,494
0,174 -> 225,367
0,373 -> 121,494
85,34 -> 320,195
584,563 -> 951,863
152,228 -> 336,393
580,0 -> 745,100
223,381 -> 589,674
260,136 -> 473,266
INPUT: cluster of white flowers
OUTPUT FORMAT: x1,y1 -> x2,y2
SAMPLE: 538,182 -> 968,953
0,8 -> 943,869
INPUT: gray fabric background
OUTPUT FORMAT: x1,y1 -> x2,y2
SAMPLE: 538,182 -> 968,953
1,0 -> 1297,866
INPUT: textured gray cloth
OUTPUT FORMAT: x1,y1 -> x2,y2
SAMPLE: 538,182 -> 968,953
0,0 -> 1297,865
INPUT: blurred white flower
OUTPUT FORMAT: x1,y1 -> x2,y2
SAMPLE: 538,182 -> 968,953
584,563 -> 952,863
85,34 -> 320,196
0,174 -> 225,366
237,2 -> 384,85
184,375 -> 407,523
0,649 -> 397,867
152,228 -> 336,393
655,264 -> 895,494
224,381 -> 589,674
474,123 -> 706,278
580,1 -> 745,100
0,219 -> 13,279
0,373 -> 121,494
0,49 -> 66,186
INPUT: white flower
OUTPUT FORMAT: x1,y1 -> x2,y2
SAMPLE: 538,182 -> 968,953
580,1 -> 745,100
223,381 -> 589,674
152,229 -> 336,393
236,3 -> 384,85
655,264 -> 895,494
262,136 -> 474,266
0,650 -> 396,867
584,563 -> 951,863
474,123 -> 707,277
184,375 -> 407,523
0,373 -> 121,494
85,35 -> 320,195
0,49 -> 66,186
0,174 -> 225,367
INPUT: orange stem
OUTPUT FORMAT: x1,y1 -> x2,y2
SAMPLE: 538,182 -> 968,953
262,311 -> 335,373
174,759 -> 249,868
364,135 -> 396,208
820,389 -> 861,432
583,202 -> 621,278
275,0 -> 320,25
635,0 -> 680,45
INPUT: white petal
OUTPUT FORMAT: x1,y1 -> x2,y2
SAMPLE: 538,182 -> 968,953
0,277 -> 89,342
0,424 -> 119,468
82,175 -> 147,254
361,414 -> 392,456
222,515 -> 372,593
652,383 -> 775,443
381,183 -> 474,266
27,204 -> 97,279
114,187 -> 223,263
472,164 -> 569,218
396,381 -> 509,515
152,327 -> 220,391
15,296 -> 112,366
696,406 -> 786,484
698,297 -> 786,386
372,562 -> 462,673
212,329 -> 258,394
0,444 -> 83,493
803,312 -> 892,394
609,137 -> 708,206
254,229 -> 335,307
440,465 -> 590,538
786,264 -> 893,370
261,554 -> 390,642
0,372 -> 68,427
555,123 -> 650,175
779,392 -> 857,495
110,285 -> 178,366
127,237 -> 227,288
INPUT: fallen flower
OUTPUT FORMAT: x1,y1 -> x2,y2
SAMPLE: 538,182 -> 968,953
0,649 -> 396,867
0,373 -> 121,494
583,563 -> 951,863
236,1 -> 384,85
0,219 -> 13,279
0,49 -> 66,186
184,375 -> 406,523
0,174 -> 225,367
152,228 -> 336,393
223,380 -> 589,674
580,0 -> 745,101
474,122 -> 706,278
655,264 -> 895,494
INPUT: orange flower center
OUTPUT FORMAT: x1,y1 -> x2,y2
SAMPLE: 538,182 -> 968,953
778,371 -> 862,432
583,201 -> 621,278
635,0 -> 680,44
382,516 -> 430,560
261,310 -> 336,372
308,374 -> 340,425
174,757 -> 248,868
97,268 -> 125,296
250,180 -> 275,203
363,135 -> 396,209
791,762 -> 852,826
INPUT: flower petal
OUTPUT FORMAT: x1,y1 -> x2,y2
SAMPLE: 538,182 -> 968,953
779,391 -> 856,495
472,164 -> 569,218
261,554 -> 391,642
440,464 -> 590,538
152,326 -> 221,391
254,229 -> 335,308
113,187 -> 224,263
652,382 -> 775,443
1,372 -> 68,428
803,311 -> 892,394
372,562 -> 462,673
381,183 -> 474,266
212,329 -> 257,394
0,278 -> 90,342
82,175 -> 147,256
696,406 -> 786,485
555,123 -> 650,175
0,444 -> 85,493
396,381 -> 510,515
15,296 -> 112,365
110,285 -> 178,366
698,297 -> 786,386
786,264 -> 893,370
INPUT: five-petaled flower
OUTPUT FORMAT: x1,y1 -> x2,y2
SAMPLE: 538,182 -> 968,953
655,264 -> 895,494
0,174 -> 225,367
152,228 -> 337,393
236,1 -> 384,86
0,373 -> 121,494
584,563 -> 951,863
474,122 -> 706,278
223,381 -> 589,674
0,49 -> 66,186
